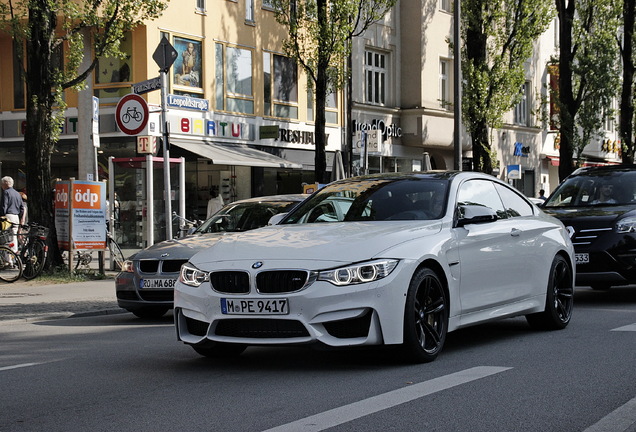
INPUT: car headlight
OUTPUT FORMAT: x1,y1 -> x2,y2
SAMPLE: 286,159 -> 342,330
617,217 -> 636,233
179,263 -> 209,287
121,260 -> 134,273
317,259 -> 399,286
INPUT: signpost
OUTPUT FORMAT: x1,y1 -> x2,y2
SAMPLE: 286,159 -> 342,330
153,35 -> 178,239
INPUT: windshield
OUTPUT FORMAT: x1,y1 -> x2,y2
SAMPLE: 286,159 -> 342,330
283,177 -> 450,224
196,200 -> 299,233
544,170 -> 636,207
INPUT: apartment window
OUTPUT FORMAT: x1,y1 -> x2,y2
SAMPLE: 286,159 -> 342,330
12,40 -> 25,109
215,43 -> 254,114
439,0 -> 451,12
604,100 -> 616,132
439,59 -> 451,108
94,32 -> 133,104
264,52 -> 298,118
306,79 -> 338,124
246,0 -> 254,21
365,51 -> 386,105
326,88 -> 338,124
514,82 -> 529,126
196,0 -> 205,11
262,0 -> 273,8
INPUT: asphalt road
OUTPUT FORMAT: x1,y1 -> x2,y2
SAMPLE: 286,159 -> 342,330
0,286 -> 635,432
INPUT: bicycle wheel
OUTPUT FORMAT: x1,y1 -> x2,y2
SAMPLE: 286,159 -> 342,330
21,239 -> 47,280
74,251 -> 92,270
108,237 -> 125,270
0,248 -> 23,283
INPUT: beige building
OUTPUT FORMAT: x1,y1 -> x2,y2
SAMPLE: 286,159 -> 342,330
1,0 -> 624,246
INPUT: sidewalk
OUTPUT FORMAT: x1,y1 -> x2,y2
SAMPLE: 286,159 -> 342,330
0,275 -> 123,323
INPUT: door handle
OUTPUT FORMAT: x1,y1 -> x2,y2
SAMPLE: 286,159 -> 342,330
510,228 -> 521,237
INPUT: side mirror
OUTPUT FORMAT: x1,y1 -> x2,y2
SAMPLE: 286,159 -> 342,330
455,205 -> 498,227
268,213 -> 287,226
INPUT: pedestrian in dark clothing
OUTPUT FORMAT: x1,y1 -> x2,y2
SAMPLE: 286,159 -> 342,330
0,176 -> 25,252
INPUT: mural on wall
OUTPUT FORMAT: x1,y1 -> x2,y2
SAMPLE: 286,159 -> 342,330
173,36 -> 202,89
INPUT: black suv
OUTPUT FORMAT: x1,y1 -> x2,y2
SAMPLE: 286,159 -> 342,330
542,165 -> 636,290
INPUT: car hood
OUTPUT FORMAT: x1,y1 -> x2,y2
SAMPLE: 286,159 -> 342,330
543,205 -> 636,224
130,233 -> 229,261
189,221 -> 443,268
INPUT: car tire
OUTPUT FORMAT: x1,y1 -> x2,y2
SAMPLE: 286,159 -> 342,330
526,255 -> 574,330
401,267 -> 448,363
192,341 -> 247,358
131,307 -> 170,319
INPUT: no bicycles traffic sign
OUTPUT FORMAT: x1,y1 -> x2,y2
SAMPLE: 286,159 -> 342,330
115,93 -> 149,135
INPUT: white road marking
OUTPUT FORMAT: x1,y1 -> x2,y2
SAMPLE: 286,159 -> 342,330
262,366 -> 512,432
583,395 -> 636,432
0,362 -> 41,372
611,323 -> 636,332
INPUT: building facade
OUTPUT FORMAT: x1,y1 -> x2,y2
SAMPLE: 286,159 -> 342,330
0,0 -> 624,247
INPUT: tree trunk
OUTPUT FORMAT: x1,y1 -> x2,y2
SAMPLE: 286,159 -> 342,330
24,3 -> 62,267
313,0 -> 328,184
465,1 -> 492,173
620,0 -> 635,163
557,0 -> 576,180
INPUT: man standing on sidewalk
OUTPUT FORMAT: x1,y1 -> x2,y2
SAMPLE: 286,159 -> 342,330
0,176 -> 25,253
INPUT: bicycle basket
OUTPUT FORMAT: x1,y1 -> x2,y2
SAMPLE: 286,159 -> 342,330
0,230 -> 12,245
31,225 -> 49,238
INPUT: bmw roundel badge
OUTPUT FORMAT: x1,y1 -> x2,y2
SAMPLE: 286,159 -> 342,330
252,261 -> 263,269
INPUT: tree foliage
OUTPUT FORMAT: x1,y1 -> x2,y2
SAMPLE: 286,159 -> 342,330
0,0 -> 167,266
270,0 -> 396,183
555,0 -> 621,180
461,0 -> 555,173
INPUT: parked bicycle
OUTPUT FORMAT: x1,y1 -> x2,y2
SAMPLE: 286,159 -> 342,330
0,228 -> 23,283
74,228 -> 125,272
16,222 -> 49,280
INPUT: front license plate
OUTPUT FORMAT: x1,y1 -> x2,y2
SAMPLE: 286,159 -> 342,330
575,253 -> 589,264
140,278 -> 177,289
221,298 -> 289,315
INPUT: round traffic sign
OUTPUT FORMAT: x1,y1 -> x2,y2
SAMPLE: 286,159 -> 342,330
115,94 -> 149,135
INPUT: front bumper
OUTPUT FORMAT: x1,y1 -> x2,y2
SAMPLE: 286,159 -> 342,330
174,265 -> 413,348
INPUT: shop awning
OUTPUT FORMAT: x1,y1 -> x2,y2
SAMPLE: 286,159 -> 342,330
171,140 -> 303,169
546,156 -> 620,167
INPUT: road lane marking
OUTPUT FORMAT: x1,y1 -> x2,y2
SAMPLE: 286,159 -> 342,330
583,395 -> 636,432
262,366 -> 512,432
0,362 -> 41,372
611,324 -> 636,332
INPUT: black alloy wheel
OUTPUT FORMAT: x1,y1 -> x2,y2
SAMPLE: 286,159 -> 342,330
526,254 -> 574,330
402,267 -> 448,363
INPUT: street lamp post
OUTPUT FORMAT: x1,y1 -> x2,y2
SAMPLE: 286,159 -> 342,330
454,0 -> 463,171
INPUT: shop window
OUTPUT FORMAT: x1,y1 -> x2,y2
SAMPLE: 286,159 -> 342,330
264,52 -> 298,119
513,82 -> 530,126
216,43 -> 254,114
173,36 -> 204,97
94,32 -> 133,104
365,50 -> 386,105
